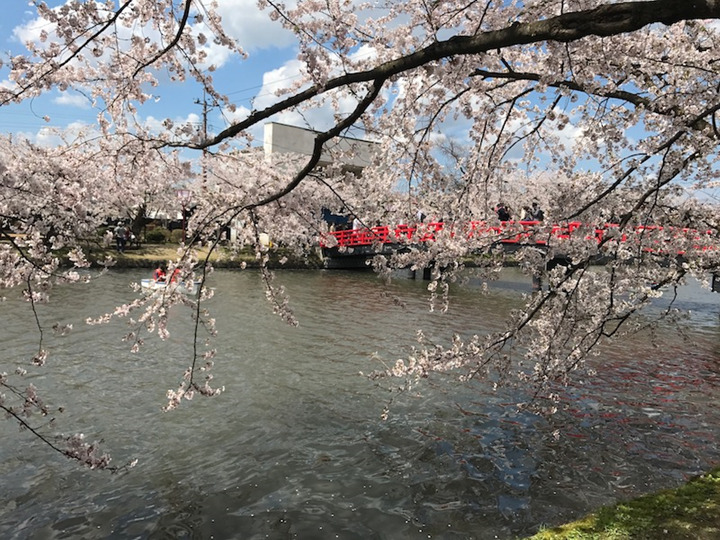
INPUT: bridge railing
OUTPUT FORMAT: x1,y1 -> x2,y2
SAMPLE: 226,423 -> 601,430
320,220 -> 716,252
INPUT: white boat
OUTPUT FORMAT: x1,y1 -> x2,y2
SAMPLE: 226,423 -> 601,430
140,278 -> 201,295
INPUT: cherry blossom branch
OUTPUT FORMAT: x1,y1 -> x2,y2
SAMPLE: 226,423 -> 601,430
0,400 -> 128,471
246,81 -> 384,210
0,231 -> 47,276
470,67 -> 720,135
570,128 -> 692,222
2,0 -> 135,105
24,276 -> 47,365
408,86 -> 473,190
263,0 -> 339,56
199,0 -> 720,150
131,0 -> 192,77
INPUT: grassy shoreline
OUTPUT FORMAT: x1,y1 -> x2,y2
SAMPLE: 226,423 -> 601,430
84,243 -> 324,269
526,466 -> 720,539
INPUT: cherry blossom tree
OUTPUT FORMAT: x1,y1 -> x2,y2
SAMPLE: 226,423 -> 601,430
2,0 -> 720,466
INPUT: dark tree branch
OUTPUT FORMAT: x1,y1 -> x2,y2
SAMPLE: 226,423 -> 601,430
470,68 -> 719,133
198,0 -> 720,149
2,0 -> 135,106
132,0 -> 193,77
246,80 -> 385,210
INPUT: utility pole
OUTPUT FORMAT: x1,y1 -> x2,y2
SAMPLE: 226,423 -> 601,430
194,91 -> 209,184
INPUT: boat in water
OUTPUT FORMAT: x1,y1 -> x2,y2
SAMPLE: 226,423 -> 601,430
140,278 -> 201,295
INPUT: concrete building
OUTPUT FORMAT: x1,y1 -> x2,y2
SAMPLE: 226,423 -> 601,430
228,122 -> 376,243
263,122 -> 375,173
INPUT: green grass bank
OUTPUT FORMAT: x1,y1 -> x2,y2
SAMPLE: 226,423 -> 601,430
526,468 -> 720,539
84,243 -> 323,269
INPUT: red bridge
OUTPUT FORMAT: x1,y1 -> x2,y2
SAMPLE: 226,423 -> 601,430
321,220 -> 715,253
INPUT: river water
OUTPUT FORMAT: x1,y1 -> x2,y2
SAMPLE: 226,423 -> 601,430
0,268 -> 718,539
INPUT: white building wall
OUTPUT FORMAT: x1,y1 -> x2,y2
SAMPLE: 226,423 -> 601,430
263,122 -> 375,170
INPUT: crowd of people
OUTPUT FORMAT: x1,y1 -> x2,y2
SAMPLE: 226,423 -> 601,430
321,201 -> 545,234
495,201 -> 544,222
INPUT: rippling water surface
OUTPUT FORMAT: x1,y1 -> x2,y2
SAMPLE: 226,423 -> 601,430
0,268 -> 718,539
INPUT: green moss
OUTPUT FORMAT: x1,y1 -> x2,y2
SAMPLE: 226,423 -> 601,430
527,467 -> 720,539
75,243 -> 322,269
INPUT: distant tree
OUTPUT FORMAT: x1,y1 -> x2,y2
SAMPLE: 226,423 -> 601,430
1,0 -> 720,465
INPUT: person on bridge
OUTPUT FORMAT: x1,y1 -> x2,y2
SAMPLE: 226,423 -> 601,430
531,201 -> 545,221
352,215 -> 362,230
496,202 -> 511,222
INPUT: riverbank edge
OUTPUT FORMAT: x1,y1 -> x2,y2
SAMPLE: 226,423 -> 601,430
80,244 -> 325,270
525,467 -> 720,539
78,243 -> 517,270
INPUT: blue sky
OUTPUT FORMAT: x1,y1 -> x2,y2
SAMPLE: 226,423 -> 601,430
0,0 -> 303,145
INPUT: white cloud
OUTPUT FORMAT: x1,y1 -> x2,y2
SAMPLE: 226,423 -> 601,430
213,0 -> 297,52
31,120 -> 95,147
250,58 -> 366,133
252,59 -> 307,110
221,104 -> 252,124
0,78 -> 17,91
12,13 -> 48,45
347,44 -> 378,65
53,92 -> 91,108
142,113 -> 202,136
34,127 -> 63,147
12,0 -> 298,75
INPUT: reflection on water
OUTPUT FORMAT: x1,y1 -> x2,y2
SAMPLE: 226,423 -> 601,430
0,268 -> 718,539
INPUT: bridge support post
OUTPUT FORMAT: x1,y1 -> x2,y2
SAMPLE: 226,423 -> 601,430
532,256 -> 572,292
410,263 -> 434,280
532,271 -> 542,292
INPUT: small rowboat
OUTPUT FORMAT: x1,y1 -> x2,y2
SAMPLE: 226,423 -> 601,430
140,278 -> 201,295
